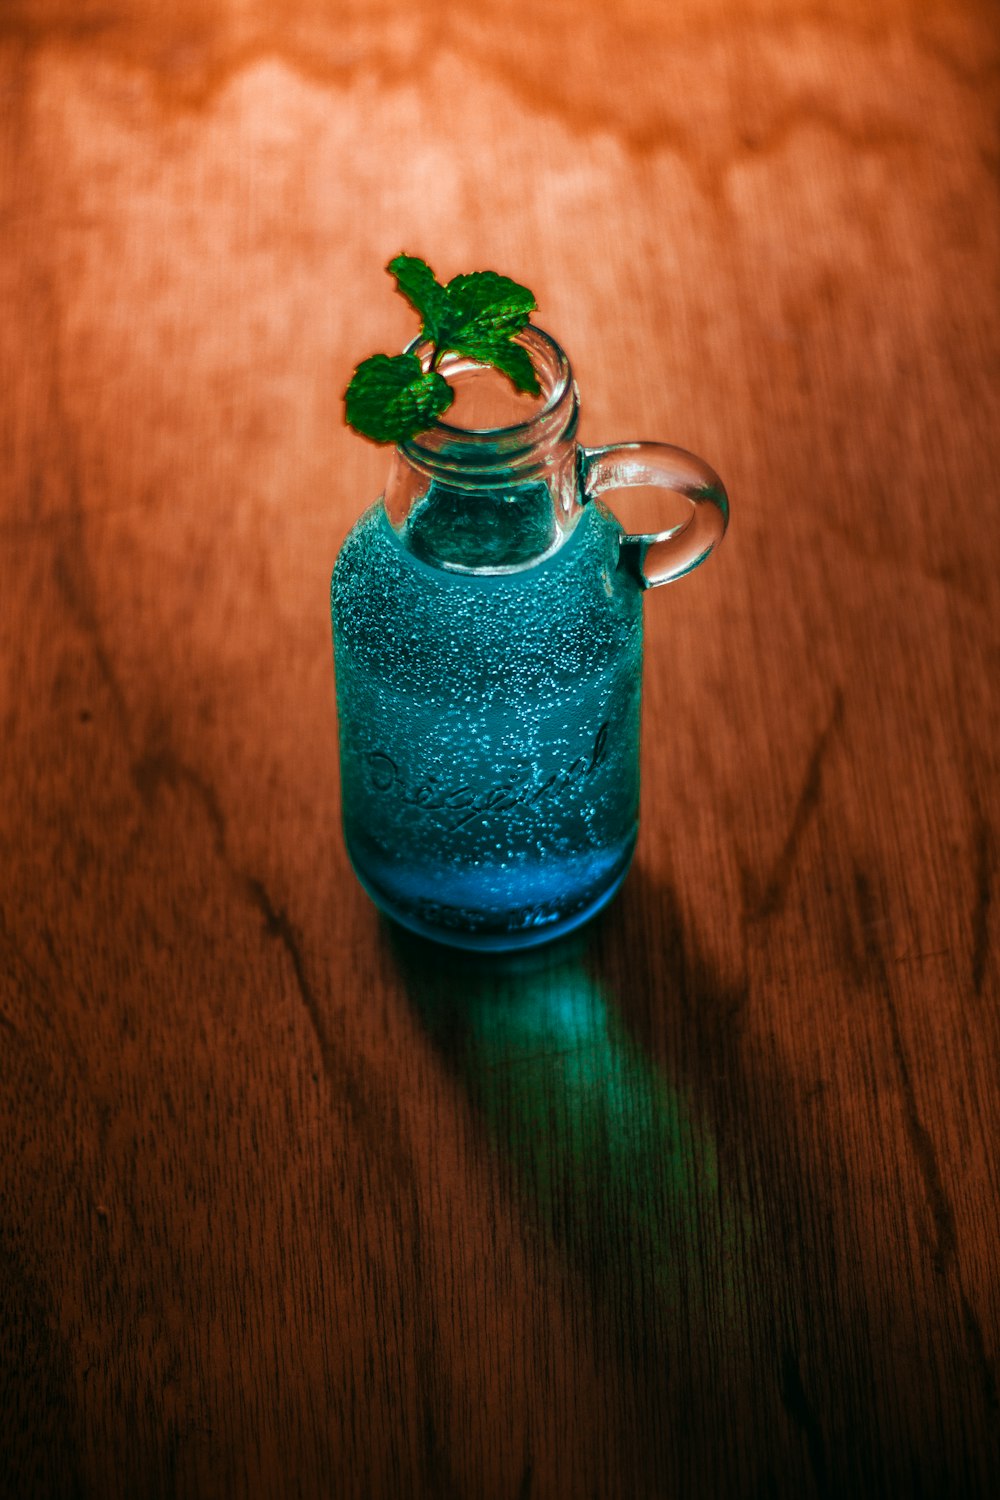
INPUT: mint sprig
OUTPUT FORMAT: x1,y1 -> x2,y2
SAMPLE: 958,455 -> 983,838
344,255 -> 540,445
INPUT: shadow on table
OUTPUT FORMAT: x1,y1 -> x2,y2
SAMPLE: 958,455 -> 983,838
387,866 -> 781,1496
387,862 -> 992,1498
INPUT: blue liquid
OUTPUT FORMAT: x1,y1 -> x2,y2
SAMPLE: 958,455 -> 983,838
331,492 -> 643,949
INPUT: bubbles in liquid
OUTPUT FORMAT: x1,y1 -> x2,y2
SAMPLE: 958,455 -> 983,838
332,496 -> 643,949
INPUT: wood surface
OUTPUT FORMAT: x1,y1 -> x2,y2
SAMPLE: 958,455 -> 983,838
1,1 -> 998,1495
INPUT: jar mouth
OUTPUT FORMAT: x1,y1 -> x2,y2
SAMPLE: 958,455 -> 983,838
403,325 -> 572,433
385,325 -> 582,530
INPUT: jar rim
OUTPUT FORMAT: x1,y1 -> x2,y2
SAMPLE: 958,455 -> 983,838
402,325 -> 572,443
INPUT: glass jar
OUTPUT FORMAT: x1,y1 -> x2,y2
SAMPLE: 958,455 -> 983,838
331,327 -> 728,950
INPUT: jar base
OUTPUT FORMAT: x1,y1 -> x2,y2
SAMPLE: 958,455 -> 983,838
350,843 -> 636,953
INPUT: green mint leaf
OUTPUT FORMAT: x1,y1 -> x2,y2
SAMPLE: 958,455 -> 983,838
450,337 -> 541,396
344,353 -> 453,443
444,270 -> 537,343
346,258 -> 541,444
386,254 -> 452,345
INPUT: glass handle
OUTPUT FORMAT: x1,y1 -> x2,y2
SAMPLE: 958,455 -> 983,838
580,442 -> 729,589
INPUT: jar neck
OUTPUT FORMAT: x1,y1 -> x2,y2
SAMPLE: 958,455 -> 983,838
383,327 -> 583,572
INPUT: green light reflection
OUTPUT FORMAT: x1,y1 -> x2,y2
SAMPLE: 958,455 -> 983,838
394,930 -> 736,1323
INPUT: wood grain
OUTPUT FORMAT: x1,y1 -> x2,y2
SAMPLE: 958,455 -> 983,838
1,1 -> 997,1495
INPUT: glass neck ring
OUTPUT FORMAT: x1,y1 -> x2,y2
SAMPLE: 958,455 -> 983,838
398,326 -> 579,486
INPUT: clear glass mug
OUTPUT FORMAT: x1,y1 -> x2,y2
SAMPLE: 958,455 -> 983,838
331,327 -> 728,950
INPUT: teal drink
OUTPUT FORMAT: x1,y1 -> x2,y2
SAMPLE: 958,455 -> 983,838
332,488 -> 642,949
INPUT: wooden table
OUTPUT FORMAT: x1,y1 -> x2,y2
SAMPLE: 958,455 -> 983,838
1,2 -> 997,1494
